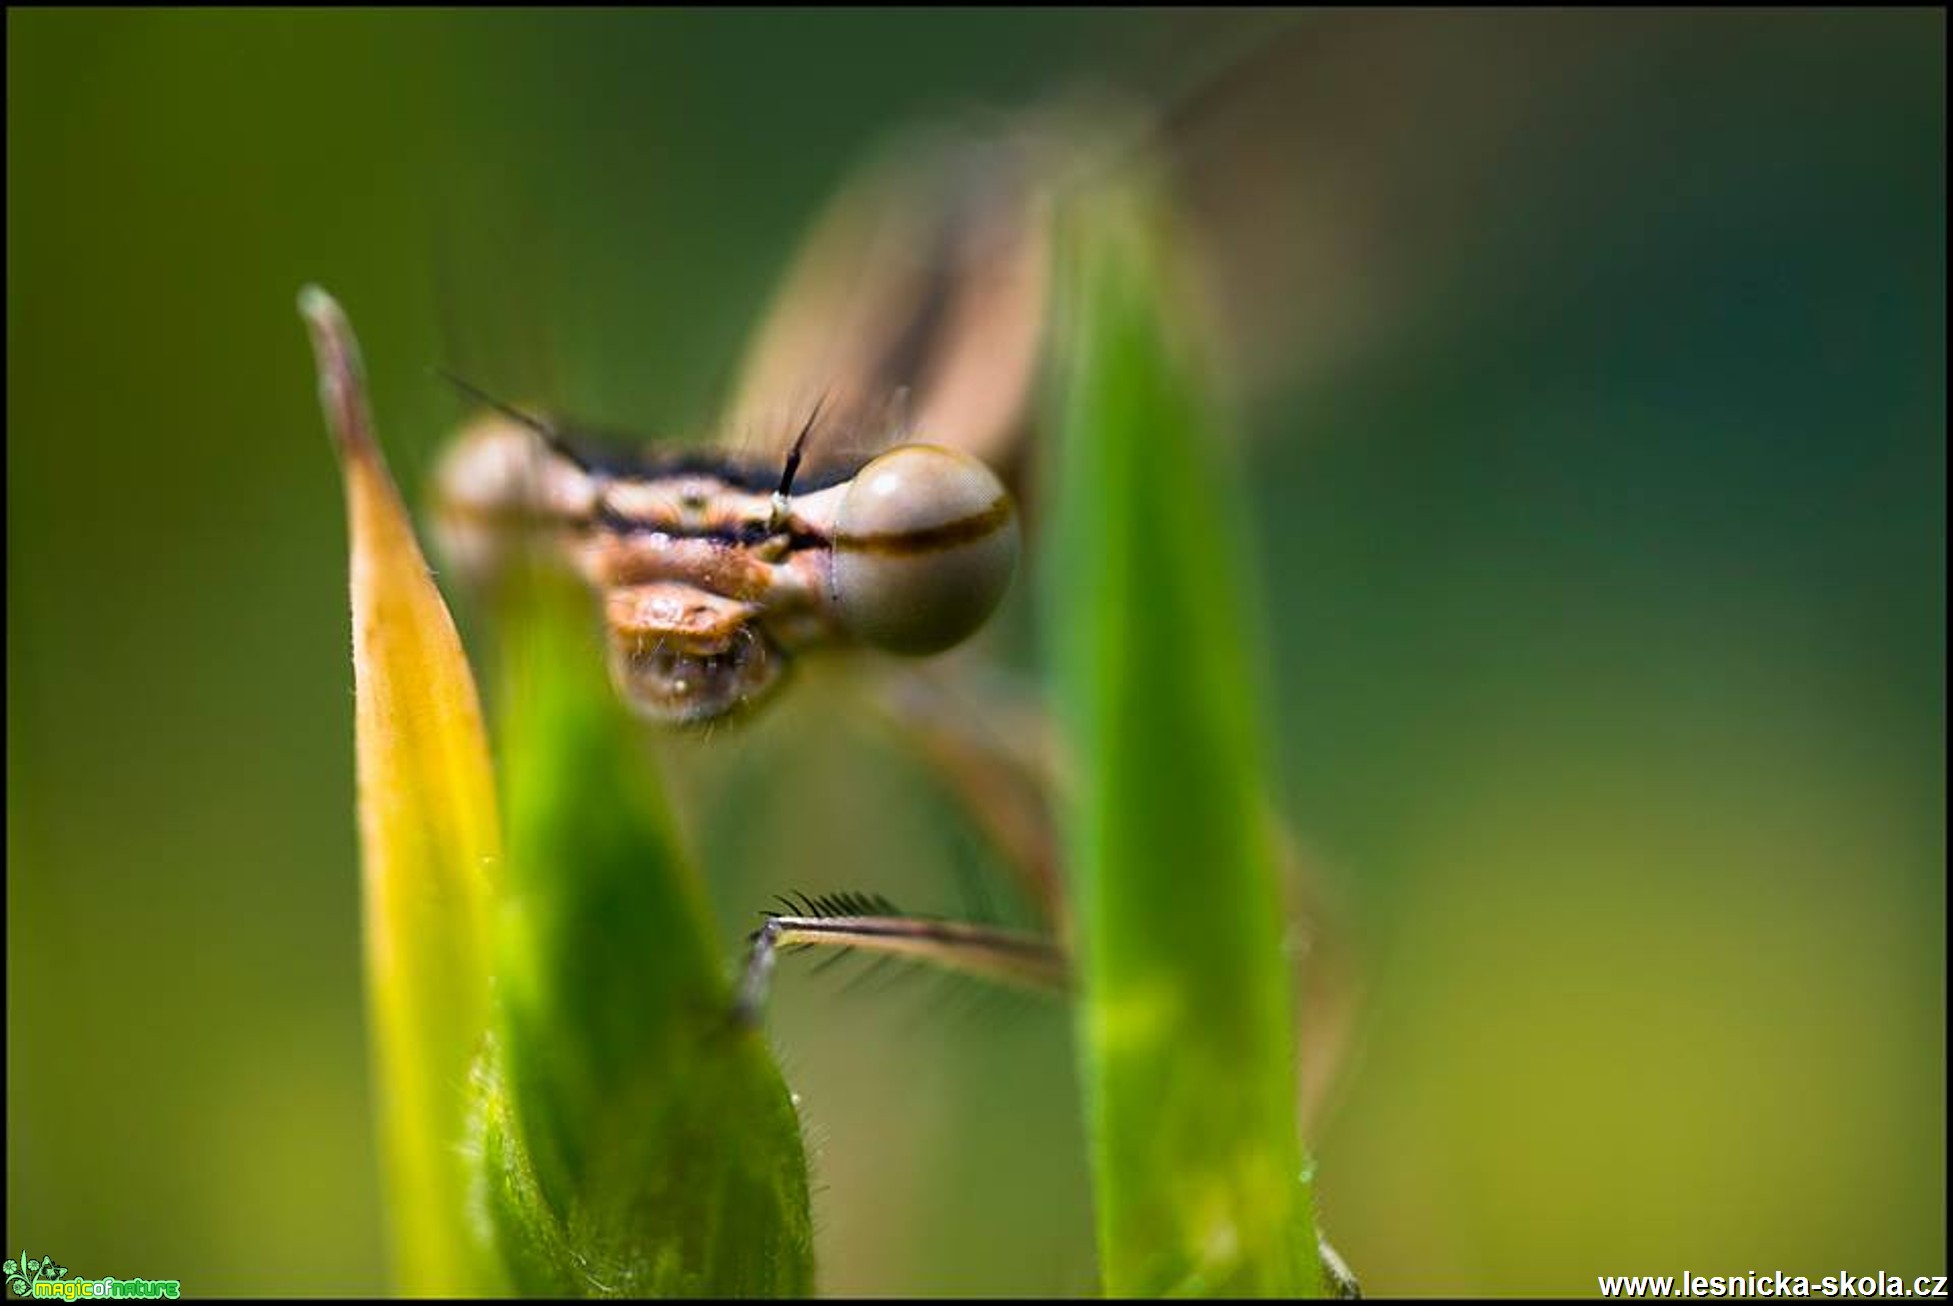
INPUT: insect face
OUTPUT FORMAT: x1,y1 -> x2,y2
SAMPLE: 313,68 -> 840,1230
433,416 -> 1020,726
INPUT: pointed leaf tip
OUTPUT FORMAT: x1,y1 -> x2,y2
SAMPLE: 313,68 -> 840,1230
302,289 -> 504,1293
298,284 -> 377,459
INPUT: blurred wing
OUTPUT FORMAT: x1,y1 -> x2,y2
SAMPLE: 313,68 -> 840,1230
723,120 -> 1054,485
1126,12 -> 1703,416
721,10 -> 1559,487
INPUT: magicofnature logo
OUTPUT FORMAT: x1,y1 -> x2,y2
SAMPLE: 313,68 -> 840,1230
4,1253 -> 178,1301
3,1254 -> 66,1298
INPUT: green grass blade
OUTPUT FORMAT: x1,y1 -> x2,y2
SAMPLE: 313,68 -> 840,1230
1044,189 -> 1325,1297
300,287 -> 506,1295
304,285 -> 809,1296
478,576 -> 814,1296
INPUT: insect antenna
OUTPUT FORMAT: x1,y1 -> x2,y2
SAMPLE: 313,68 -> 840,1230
775,392 -> 828,500
768,390 -> 828,531
430,364 -> 595,474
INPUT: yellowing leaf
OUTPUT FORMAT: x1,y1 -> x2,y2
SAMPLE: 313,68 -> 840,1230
300,287 -> 504,1295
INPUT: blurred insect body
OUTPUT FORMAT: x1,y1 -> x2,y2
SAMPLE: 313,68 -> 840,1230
430,114 -> 1101,997
425,66 -> 1356,1039
431,107 -> 1163,998
429,67 -> 1360,1300
435,403 -> 1020,726
434,116 -> 1060,726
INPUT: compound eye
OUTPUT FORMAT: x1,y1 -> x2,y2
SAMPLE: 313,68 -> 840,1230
830,444 -> 1019,654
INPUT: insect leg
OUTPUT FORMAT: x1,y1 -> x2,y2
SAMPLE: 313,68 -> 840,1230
1318,1232 -> 1362,1299
858,663 -> 1068,932
733,894 -> 1066,1027
859,659 -> 1362,1134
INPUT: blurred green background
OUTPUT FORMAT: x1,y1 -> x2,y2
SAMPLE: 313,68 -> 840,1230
7,9 -> 1943,1296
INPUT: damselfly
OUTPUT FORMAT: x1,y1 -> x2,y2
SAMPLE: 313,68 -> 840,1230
430,114 -> 1050,728
425,97 -> 1299,989
425,27 -> 1364,1294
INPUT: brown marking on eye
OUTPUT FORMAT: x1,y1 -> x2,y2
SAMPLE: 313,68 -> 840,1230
834,495 -> 1014,556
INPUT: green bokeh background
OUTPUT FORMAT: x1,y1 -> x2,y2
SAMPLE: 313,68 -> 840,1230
7,10 -> 1943,1296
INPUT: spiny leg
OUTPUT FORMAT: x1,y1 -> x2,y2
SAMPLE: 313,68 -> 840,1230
734,891 -> 1360,1298
733,891 -> 1066,1027
855,659 -> 1363,1130
1318,1234 -> 1362,1299
861,660 -> 1363,1293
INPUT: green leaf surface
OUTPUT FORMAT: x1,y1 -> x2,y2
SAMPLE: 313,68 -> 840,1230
305,286 -> 810,1297
479,575 -> 814,1297
1044,187 -> 1324,1297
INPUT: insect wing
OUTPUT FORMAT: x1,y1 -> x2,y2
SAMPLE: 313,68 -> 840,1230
722,119 -> 1056,487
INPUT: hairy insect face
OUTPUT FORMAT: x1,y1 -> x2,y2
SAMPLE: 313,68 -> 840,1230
431,117 -> 1049,727
432,416 -> 1018,727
